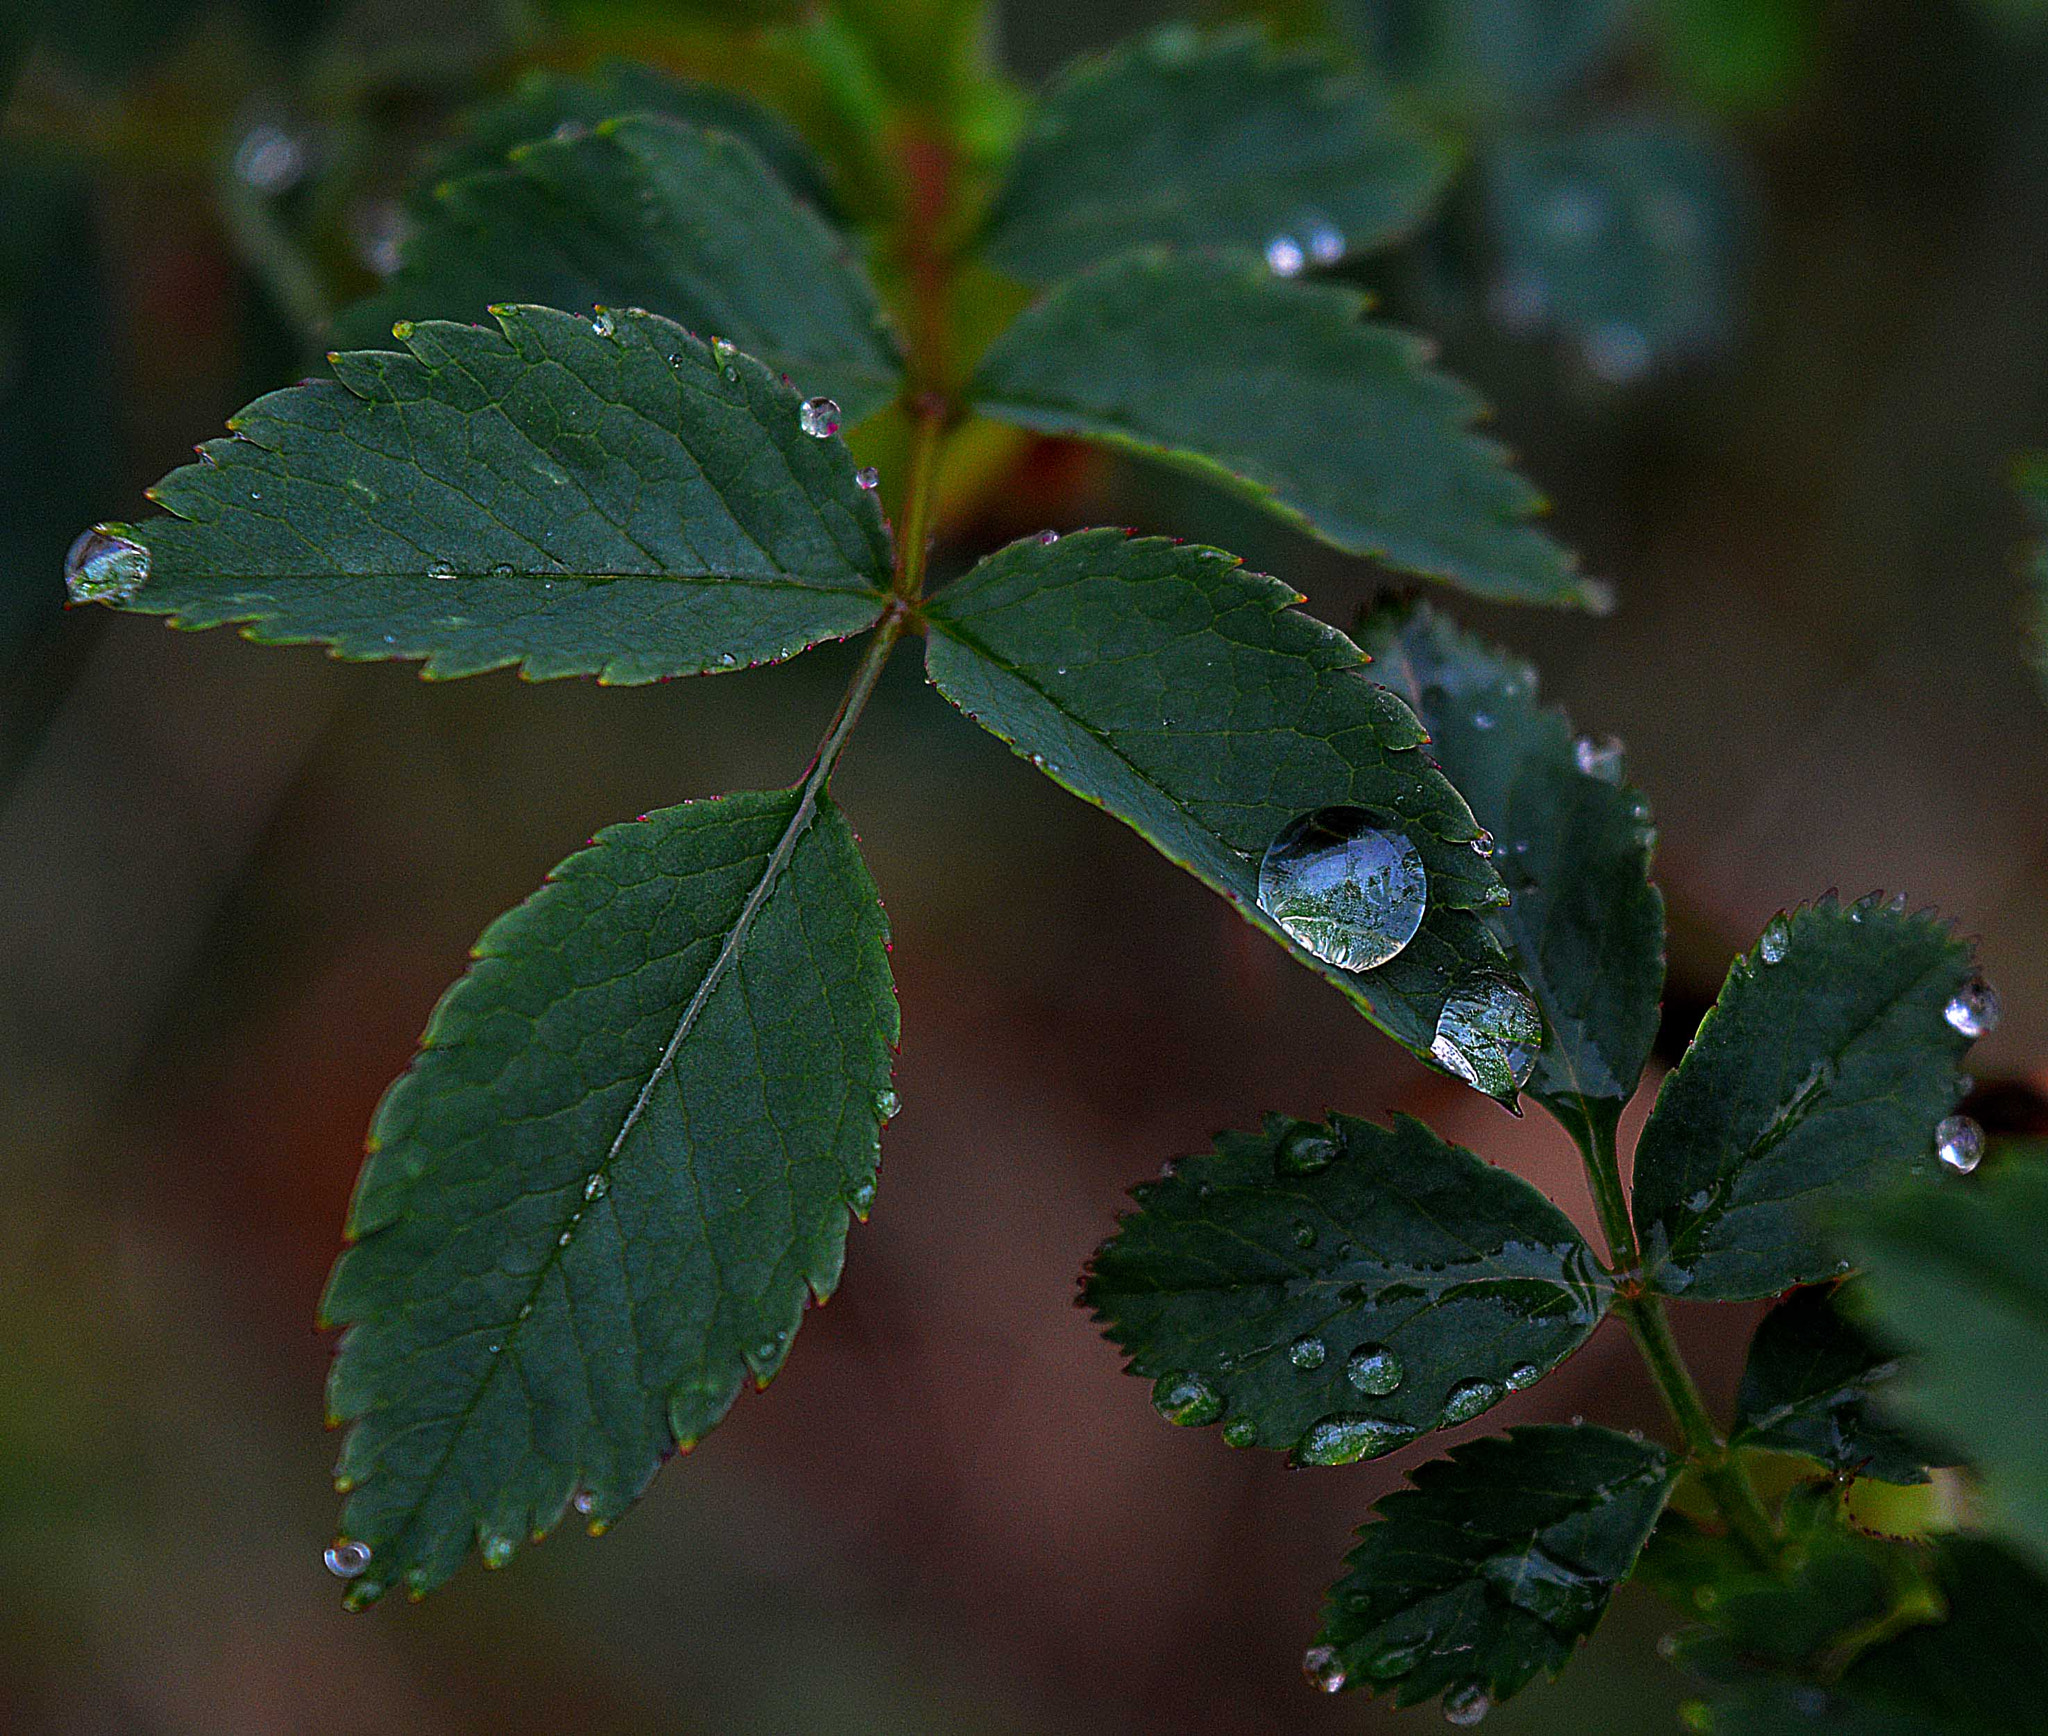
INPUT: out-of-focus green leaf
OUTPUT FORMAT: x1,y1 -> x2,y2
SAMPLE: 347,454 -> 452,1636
921,530 -> 1519,1066
1081,1114 -> 1609,1459
419,61 -> 840,215
1485,115 -> 1741,384
2019,454 -> 2048,699
93,306 -> 891,682
321,786 -> 898,1605
982,24 -> 1450,284
1650,0 -> 1822,113
971,255 -> 1593,607
1359,599 -> 1663,1128
1732,1284 -> 1940,1484
1837,1157 -> 2048,1574
1314,1426 -> 1673,1712
1337,0 -> 1630,118
338,116 -> 903,420
1631,899 -> 1976,1301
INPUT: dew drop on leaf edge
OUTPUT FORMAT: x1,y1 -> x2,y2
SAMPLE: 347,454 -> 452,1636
1441,1378 -> 1503,1426
1945,978 -> 2001,1039
799,396 -> 842,438
324,1540 -> 371,1579
1274,1123 -> 1340,1177
855,465 -> 880,490
1936,1113 -> 1984,1174
1222,1417 -> 1258,1448
1444,1684 -> 1491,1726
1257,808 -> 1427,975
64,527 -> 151,604
1431,972 -> 1543,1099
1152,1371 -> 1224,1427
1759,916 -> 1790,964
1295,1414 -> 1412,1466
1303,1645 -> 1346,1693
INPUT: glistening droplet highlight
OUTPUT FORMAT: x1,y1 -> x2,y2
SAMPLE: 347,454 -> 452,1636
799,396 -> 841,438
64,527 -> 151,604
1431,972 -> 1544,1100
1936,1114 -> 1984,1174
1945,978 -> 2000,1039
1257,808 -> 1427,974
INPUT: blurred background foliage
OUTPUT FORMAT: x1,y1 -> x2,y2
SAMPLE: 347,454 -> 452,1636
6,0 -> 2048,1729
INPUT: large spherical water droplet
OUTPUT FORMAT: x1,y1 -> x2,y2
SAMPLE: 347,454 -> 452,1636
1936,1114 -> 1984,1174
324,1539 -> 372,1579
1346,1344 -> 1403,1396
1431,972 -> 1544,1099
1759,916 -> 1790,965
1302,1644 -> 1347,1693
799,396 -> 842,438
1274,1123 -> 1341,1176
1257,808 -> 1427,974
1152,1370 -> 1224,1426
1265,234 -> 1306,277
1443,1684 -> 1492,1726
64,527 -> 151,604
1441,1378 -> 1503,1426
1945,978 -> 2001,1039
1289,1333 -> 1328,1370
1295,1413 -> 1413,1466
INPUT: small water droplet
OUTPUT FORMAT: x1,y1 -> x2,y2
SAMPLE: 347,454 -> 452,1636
1292,1219 -> 1317,1248
1257,808 -> 1428,973
1275,1124 -> 1340,1177
1307,222 -> 1345,266
481,1534 -> 516,1568
1945,978 -> 2001,1039
1432,972 -> 1544,1100
1265,235 -> 1305,277
1303,1644 -> 1347,1693
557,1229 -> 573,1247
590,310 -> 616,338
1573,734 -> 1626,782
1443,1683 -> 1491,1726
1289,1334 -> 1328,1370
1441,1378 -> 1503,1426
1295,1414 -> 1413,1466
583,1172 -> 610,1201
1759,916 -> 1791,965
64,526 -> 151,604
325,1540 -> 372,1579
1222,1417 -> 1259,1448
1583,322 -> 1651,385
233,121 -> 307,194
1152,1370 -> 1225,1427
799,396 -> 842,438
718,652 -> 737,666
855,465 -> 880,490
1346,1344 -> 1403,1396
1035,528 -> 1060,545
1936,1113 -> 1984,1174
427,559 -> 456,580
573,1490 -> 595,1514
875,1087 -> 901,1120
1504,1362 -> 1540,1391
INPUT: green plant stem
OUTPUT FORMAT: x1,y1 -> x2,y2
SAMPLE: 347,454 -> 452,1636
811,597 -> 911,789
1574,1103 -> 1780,1568
215,171 -> 335,345
894,401 -> 947,600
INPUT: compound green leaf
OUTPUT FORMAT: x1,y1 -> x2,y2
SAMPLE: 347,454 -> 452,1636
981,24 -> 1449,283
88,305 -> 892,682
1631,899 -> 1977,1301
320,785 -> 898,1606
1485,114 -> 1741,383
971,254 -> 1592,607
1732,1283 -> 1940,1484
921,529 -> 1514,1066
419,61 -> 839,216
1359,599 -> 1663,1122
338,116 -> 902,421
1313,1426 -> 1674,1713
1081,1114 -> 1610,1460
1837,1159 -> 2048,1575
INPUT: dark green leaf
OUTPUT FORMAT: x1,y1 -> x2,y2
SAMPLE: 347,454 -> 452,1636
1359,598 -> 1663,1121
921,529 -> 1515,1066
321,785 -> 898,1605
337,116 -> 902,421
1485,114 -> 1741,382
94,305 -> 892,682
1337,0 -> 1629,117
981,24 -> 1449,284
1314,1425 -> 1673,1711
973,255 -> 1593,608
1081,1113 -> 1610,1458
1732,1283 -> 1941,1484
1836,1157 -> 2048,1574
420,61 -> 839,216
1631,899 -> 1976,1301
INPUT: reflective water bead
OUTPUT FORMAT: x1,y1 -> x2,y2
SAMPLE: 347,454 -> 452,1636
1257,808 -> 1428,973
875,1087 -> 901,1120
1443,1684 -> 1492,1726
481,1534 -> 516,1568
1152,1370 -> 1225,1427
233,122 -> 307,194
63,527 -> 151,604
1345,1343 -> 1403,1396
855,466 -> 880,490
426,559 -> 456,580
1441,1378 -> 1503,1426
1292,1219 -> 1317,1248
590,310 -> 616,338
1035,528 -> 1060,545
573,1490 -> 595,1515
1289,1333 -> 1328,1370
1759,916 -> 1791,965
324,1540 -> 372,1579
1307,222 -> 1345,266
1504,1362 -> 1541,1392
1302,1644 -> 1347,1693
1936,1113 -> 1984,1175
1223,1417 -> 1259,1448
582,1171 -> 610,1201
1265,234 -> 1306,277
799,396 -> 841,438
1295,1414 -> 1413,1466
1573,734 -> 1625,783
1432,972 -> 1544,1099
1274,1123 -> 1340,1177
1945,978 -> 2001,1039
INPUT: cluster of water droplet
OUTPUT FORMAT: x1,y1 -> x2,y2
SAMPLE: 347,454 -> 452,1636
1933,976 -> 1998,1174
1256,807 -> 1428,974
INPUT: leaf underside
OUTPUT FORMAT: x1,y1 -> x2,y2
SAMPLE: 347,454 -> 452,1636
1631,898 -> 1975,1301
982,23 -> 1450,284
921,529 -> 1515,1064
338,115 -> 903,421
322,787 -> 898,1606
112,305 -> 891,681
973,254 -> 1592,608
1082,1114 -> 1610,1456
1359,599 -> 1664,1116
1317,1425 -> 1674,1710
